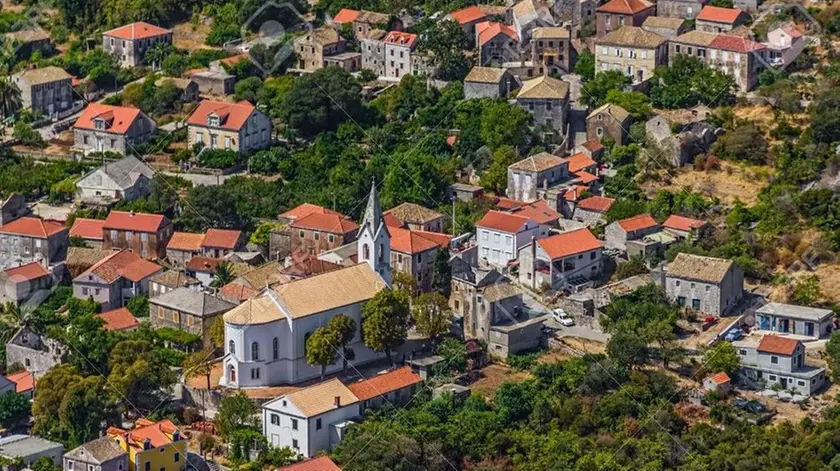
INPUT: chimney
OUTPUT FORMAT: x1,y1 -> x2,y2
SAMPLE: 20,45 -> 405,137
130,210 -> 135,217
143,438 -> 151,450
334,396 -> 341,407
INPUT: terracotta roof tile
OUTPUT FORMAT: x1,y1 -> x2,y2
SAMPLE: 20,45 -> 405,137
574,170 -> 599,184
696,6 -> 744,24
464,66 -> 509,84
567,153 -> 598,173
537,228 -> 601,259
563,185 -> 589,202
96,307 -> 140,331
104,22 -> 170,40
757,335 -> 799,356
107,419 -> 181,449
282,378 -> 359,417
577,196 -> 615,212
510,200 -> 561,225
186,256 -> 223,273
383,212 -> 404,228
494,197 -> 525,210
390,227 -> 450,254
333,8 -> 360,23
291,213 -> 359,234
187,100 -> 257,132
3,262 -> 49,282
597,26 -> 666,48
582,139 -> 604,152
617,213 -> 658,232
279,203 -> 342,221
448,5 -> 487,24
219,282 -> 257,302
476,21 -> 518,46
202,229 -> 241,250
103,211 -> 168,233
281,255 -> 345,277
596,0 -> 654,14
151,270 -> 199,288
347,366 -> 423,401
709,34 -> 765,53
167,232 -> 205,252
79,249 -> 162,283
74,104 -> 144,135
70,218 -> 105,240
663,214 -> 707,232
709,371 -> 730,384
4,371 -> 33,393
517,75 -> 570,100
476,210 -> 531,233
278,457 -> 340,471
0,217 -> 67,238
384,31 -> 417,47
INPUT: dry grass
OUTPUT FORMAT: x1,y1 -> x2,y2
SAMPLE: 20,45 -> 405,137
470,364 -> 530,401
643,162 -> 771,206
172,22 -> 214,51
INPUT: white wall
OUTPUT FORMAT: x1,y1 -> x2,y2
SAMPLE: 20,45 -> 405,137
477,222 -> 540,267
263,397 -> 359,457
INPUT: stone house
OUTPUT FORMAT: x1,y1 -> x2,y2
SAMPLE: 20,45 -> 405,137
518,227 -> 603,291
604,213 -> 660,251
450,258 -> 503,316
464,67 -> 514,99
5,27 -> 52,58
641,16 -> 688,38
324,52 -> 362,72
511,0 -> 556,44
74,155 -> 155,205
64,436 -> 128,471
594,26 -> 667,85
103,210 -> 173,259
102,22 -> 172,68
655,0 -> 707,19
383,202 -> 443,232
587,103 -> 631,144
69,218 -> 105,248
530,27 -> 572,76
595,0 -> 654,38
347,366 -> 423,414
475,210 -> 540,268
149,270 -> 200,298
0,217 -> 68,266
662,253 -> 744,315
293,26 -> 346,71
446,6 -> 489,43
754,303 -> 833,340
290,212 -> 359,256
506,152 -> 571,203
389,227 -> 451,292
72,104 -> 156,156
733,335 -> 825,395
6,326 -> 65,378
669,30 -> 766,91
155,77 -> 199,103
0,262 -> 52,306
165,232 -> 205,267
189,67 -> 235,96
150,288 -> 235,348
702,371 -> 732,395
187,100 -> 271,153
383,31 -> 417,79
515,75 -> 570,133
695,6 -> 748,33
72,249 -> 162,311
12,67 -> 74,118
0,194 -> 27,226
477,21 -> 520,66
360,30 -> 387,76
646,113 -> 719,166
462,281 -> 543,358
662,214 -> 711,240
572,196 -> 615,226
333,8 -> 392,40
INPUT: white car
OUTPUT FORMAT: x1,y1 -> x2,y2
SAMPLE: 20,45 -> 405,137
552,308 -> 575,326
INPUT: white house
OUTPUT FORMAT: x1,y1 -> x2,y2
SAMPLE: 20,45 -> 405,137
74,155 -> 154,205
262,379 -> 360,457
220,186 -> 391,388
754,302 -> 833,339
475,210 -> 540,268
764,24 -> 804,67
733,335 -> 826,396
518,227 -> 603,291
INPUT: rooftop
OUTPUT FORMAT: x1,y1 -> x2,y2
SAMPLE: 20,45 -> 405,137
107,418 -> 181,450
663,214 -> 708,232
383,31 -> 417,47
270,378 -> 359,417
532,27 -> 570,39
709,34 -> 765,53
756,302 -> 834,322
4,371 -> 33,394
219,281 -> 258,302
103,210 -> 168,233
597,26 -> 666,48
709,371 -> 730,385
617,213 -> 659,232
16,66 -> 72,86
464,66 -> 508,84
587,103 -> 631,122
538,228 -> 601,260
757,335 -> 799,356
104,22 -> 170,40
74,104 -> 144,135
673,30 -> 718,47
596,0 -> 654,14
477,21 -> 518,46
65,436 -> 125,464
279,203 -> 342,221
384,202 -> 442,225
577,195 -> 615,212
203,229 -> 241,249
509,152 -> 567,172
567,152 -> 598,173
483,282 -> 522,302
150,288 -> 235,317
167,232 -> 205,252
0,435 -> 63,458
77,249 -> 162,283
696,5 -> 745,24
0,217 -> 66,238
96,307 -> 140,332
187,100 -> 257,132
3,262 -> 49,282
150,270 -> 199,288
332,8 -> 360,23
291,212 -> 359,234
517,75 -> 570,100
642,16 -> 686,29
278,457 -> 341,471
667,253 -> 734,284
448,5 -> 487,24
70,218 -> 105,240
510,200 -> 562,225
346,366 -> 423,401
390,227 -> 451,254
476,210 -> 532,233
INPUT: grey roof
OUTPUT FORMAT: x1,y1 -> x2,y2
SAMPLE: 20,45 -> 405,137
483,282 -> 522,302
756,302 -> 833,322
65,437 -> 125,464
150,287 -> 235,317
0,435 -> 63,459
666,253 -> 733,283
89,156 -> 154,190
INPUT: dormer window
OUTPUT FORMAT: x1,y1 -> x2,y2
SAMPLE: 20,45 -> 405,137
94,118 -> 106,130
208,115 -> 220,126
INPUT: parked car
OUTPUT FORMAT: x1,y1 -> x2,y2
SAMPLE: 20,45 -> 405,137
552,308 -> 575,327
725,328 -> 744,341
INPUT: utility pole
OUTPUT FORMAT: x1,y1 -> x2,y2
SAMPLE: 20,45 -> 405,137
451,196 -> 456,236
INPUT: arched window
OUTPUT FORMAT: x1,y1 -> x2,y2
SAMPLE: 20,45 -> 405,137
229,340 -> 235,355
251,342 -> 260,361
363,244 -> 370,261
273,337 -> 279,360
229,366 -> 236,383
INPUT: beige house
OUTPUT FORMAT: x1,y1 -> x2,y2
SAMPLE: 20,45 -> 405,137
72,104 -> 156,155
670,30 -> 766,91
12,67 -> 74,118
515,75 -> 570,133
531,27 -> 572,75
187,100 -> 271,153
595,26 -> 667,85
293,26 -> 346,71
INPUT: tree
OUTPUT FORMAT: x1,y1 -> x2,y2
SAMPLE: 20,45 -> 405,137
107,340 -> 176,413
711,123 -> 769,164
306,326 -> 339,380
702,341 -> 741,378
209,317 -> 225,350
362,289 -> 410,365
481,145 -> 517,194
650,55 -> 734,108
198,433 -> 217,459
605,89 -> 652,119
180,184 -> 252,232
0,78 -> 22,119
411,292 -> 453,342
216,391 -> 259,438
416,21 -> 471,81
211,262 -> 235,288
431,247 -> 451,298
791,275 -> 822,305
183,350 -> 214,417
581,71 -> 631,108
606,328 -> 649,369
328,314 -> 357,377
249,222 -> 279,248
125,295 -> 149,317
0,392 -> 30,428
234,77 -> 264,103
575,50 -> 595,82
480,101 -> 531,150
281,68 -> 363,138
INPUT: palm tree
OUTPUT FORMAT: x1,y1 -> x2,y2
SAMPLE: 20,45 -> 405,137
0,78 -> 22,120
146,42 -> 171,72
210,262 -> 234,288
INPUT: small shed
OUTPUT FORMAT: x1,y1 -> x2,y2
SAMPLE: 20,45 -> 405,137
407,355 -> 445,380
433,383 -> 471,399
702,371 -> 732,395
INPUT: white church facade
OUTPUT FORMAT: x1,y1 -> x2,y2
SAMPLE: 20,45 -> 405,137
220,184 -> 393,388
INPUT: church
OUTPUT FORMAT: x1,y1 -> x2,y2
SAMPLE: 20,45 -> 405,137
220,184 -> 393,388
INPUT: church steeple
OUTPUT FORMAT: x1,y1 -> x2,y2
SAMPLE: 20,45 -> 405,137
358,179 -> 391,287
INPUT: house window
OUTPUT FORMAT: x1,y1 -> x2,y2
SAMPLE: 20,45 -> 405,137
144,463 -> 150,471
291,419 -> 298,430
174,453 -> 180,463
271,414 -> 280,425
675,280 -> 680,286
292,439 -> 298,449
229,340 -> 235,355
798,380 -> 805,386
769,375 -> 777,381
251,342 -> 259,360
677,296 -> 686,306
691,299 -> 700,310
771,356 -> 778,364
82,287 -> 89,295
316,418 -> 322,430
273,337 -> 278,360
739,349 -> 746,355
250,368 -> 260,379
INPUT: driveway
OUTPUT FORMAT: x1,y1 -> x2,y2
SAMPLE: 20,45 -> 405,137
551,323 -> 610,343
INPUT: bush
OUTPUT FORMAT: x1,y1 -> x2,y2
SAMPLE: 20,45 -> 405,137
13,122 -> 45,148
507,349 -> 544,370
198,149 -> 245,169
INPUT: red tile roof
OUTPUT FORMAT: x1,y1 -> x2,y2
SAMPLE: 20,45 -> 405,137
107,419 -> 182,449
582,139 -> 604,152
709,371 -> 730,385
494,197 -> 525,211
511,200 -> 561,225
577,196 -> 615,212
390,227 -> 452,254
278,457 -> 341,471
333,8 -> 360,23
384,31 -> 417,47
291,213 -> 359,234
74,104 -> 143,135
0,217 -> 66,238
80,249 -> 162,283
477,21 -> 518,46
282,255 -> 345,277
563,185 -> 590,202
709,34 -> 765,53
103,211 -> 168,233
782,24 -> 802,38
346,366 -> 423,401
596,0 -> 654,14
186,256 -> 223,273
537,228 -> 602,260
220,54 -> 248,67
167,232 -> 205,252
202,229 -> 241,250
567,153 -> 598,173
412,230 -> 453,248
383,212 -> 404,228
187,100 -> 257,132
280,203 -> 342,221
663,214 -> 708,232
219,282 -> 258,302
103,22 -> 170,40
696,6 -> 744,24
574,170 -> 599,184
70,218 -> 105,240
757,335 -> 799,356
449,5 -> 487,24
5,371 -> 33,393
476,210 -> 531,233
617,213 -> 658,232
3,262 -> 49,282
96,307 -> 141,331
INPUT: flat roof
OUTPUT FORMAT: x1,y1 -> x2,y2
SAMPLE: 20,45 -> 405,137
0,435 -> 63,458
756,302 -> 833,322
